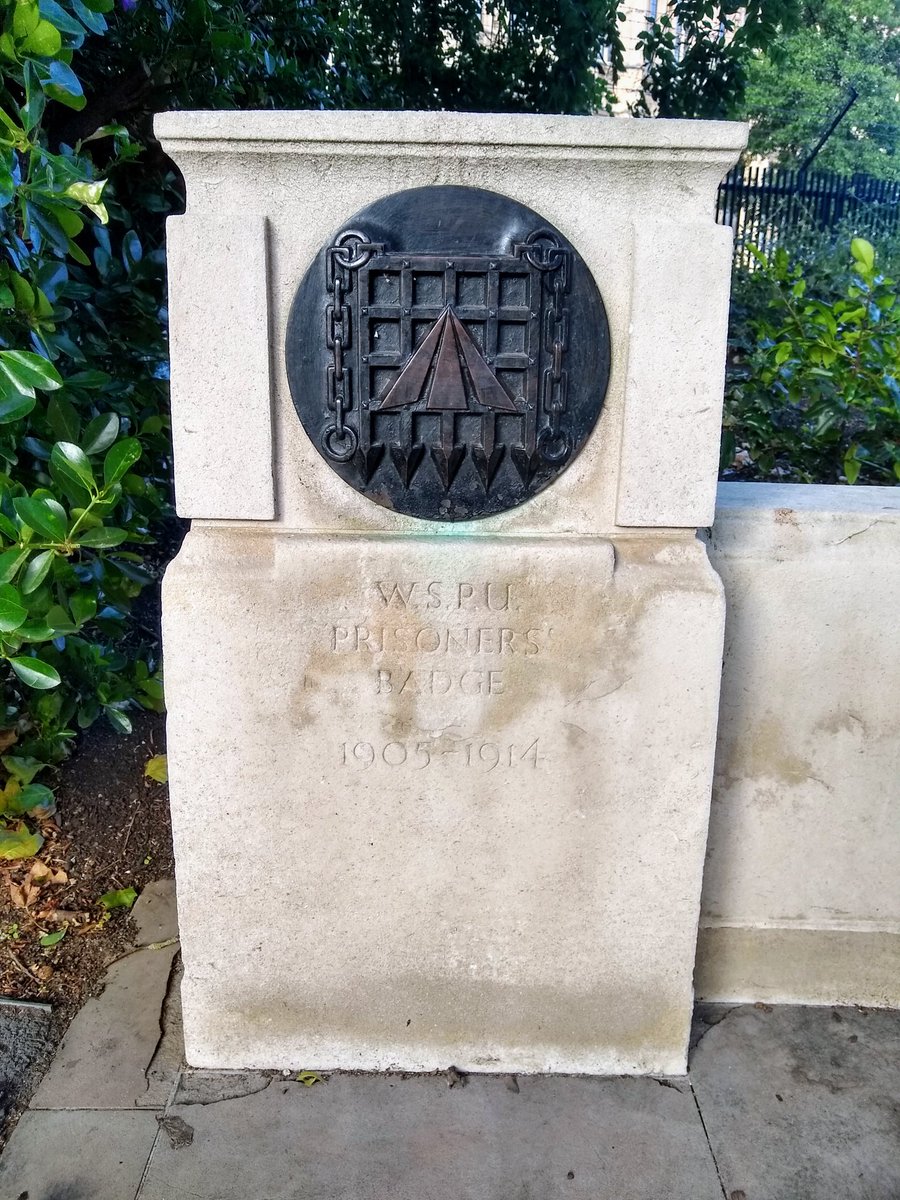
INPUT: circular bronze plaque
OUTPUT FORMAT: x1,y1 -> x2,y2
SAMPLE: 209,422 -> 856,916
286,186 -> 610,521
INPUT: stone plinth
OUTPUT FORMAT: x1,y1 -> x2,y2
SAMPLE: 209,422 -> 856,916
157,111 -> 746,1075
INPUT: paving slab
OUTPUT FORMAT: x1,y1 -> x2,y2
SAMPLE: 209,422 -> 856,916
138,1071 -> 723,1200
31,881 -> 179,1111
131,880 -> 178,945
690,1003 -> 900,1200
0,1108 -> 159,1200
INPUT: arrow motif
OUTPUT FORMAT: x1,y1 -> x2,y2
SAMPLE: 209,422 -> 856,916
378,307 -> 518,413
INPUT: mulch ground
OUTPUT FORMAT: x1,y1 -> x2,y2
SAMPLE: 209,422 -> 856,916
0,708 -> 174,1018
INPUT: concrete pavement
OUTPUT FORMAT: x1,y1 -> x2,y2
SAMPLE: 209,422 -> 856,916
1,882 -> 898,1200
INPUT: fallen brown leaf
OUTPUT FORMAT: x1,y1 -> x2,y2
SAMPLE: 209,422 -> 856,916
28,860 -> 67,887
39,909 -> 88,923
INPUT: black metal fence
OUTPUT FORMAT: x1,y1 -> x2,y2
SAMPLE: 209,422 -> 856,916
716,165 -> 900,268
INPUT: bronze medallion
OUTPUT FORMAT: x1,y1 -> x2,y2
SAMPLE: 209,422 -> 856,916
286,186 -> 611,521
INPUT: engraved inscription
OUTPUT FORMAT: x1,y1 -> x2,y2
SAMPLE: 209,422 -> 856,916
373,580 -> 512,610
376,669 -> 505,696
339,739 -> 542,770
329,625 -> 548,655
322,574 -> 553,769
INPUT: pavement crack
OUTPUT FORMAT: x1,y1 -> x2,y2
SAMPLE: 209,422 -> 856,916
178,1075 -> 275,1106
143,949 -> 181,1093
689,1079 -> 728,1200
691,1004 -> 743,1054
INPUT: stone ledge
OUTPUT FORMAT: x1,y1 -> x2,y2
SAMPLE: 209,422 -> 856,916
695,925 -> 900,1008
154,109 -> 748,156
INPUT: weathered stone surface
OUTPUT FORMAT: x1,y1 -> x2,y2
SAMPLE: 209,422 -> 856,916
702,483 -> 900,1006
166,214 -> 273,520
0,1109 -> 158,1200
616,220 -> 734,528
138,1072 -> 723,1200
156,111 -> 746,532
158,111 -> 740,1075
690,1003 -> 900,1200
695,926 -> 900,1010
31,882 -> 179,1110
163,530 -> 724,1074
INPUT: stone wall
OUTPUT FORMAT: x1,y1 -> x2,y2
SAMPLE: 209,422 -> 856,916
698,482 -> 900,1008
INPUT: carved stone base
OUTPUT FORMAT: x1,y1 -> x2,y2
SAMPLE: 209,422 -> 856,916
163,528 -> 724,1075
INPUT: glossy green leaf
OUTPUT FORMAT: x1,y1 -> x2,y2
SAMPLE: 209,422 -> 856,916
48,458 -> 91,508
9,656 -> 61,689
0,548 -> 29,585
0,351 -> 62,395
76,526 -> 127,548
70,0 -> 106,34
16,620 -> 55,642
48,206 -> 83,239
21,549 -> 54,594
47,393 -> 80,442
122,230 -> 142,268
13,496 -> 67,541
81,412 -> 118,455
50,442 -> 95,494
104,705 -> 132,734
0,513 -> 18,541
39,929 -> 65,947
66,238 -> 90,266
37,0 -> 86,36
45,604 -> 75,633
64,179 -> 108,225
103,437 -> 141,486
69,592 -> 96,625
0,159 -> 14,209
42,59 -> 85,110
0,392 -> 36,424
850,238 -> 875,272
9,275 -> 34,313
0,584 -> 28,632
13,2 -> 41,41
21,18 -> 61,56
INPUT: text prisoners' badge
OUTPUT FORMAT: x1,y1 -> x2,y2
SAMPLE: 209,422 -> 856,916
285,186 -> 611,521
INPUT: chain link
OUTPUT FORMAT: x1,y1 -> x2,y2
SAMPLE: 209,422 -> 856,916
321,231 -> 381,463
539,256 -> 571,462
324,257 -> 354,458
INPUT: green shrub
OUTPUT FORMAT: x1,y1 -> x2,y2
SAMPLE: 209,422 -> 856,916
0,0 -> 169,858
723,237 -> 900,484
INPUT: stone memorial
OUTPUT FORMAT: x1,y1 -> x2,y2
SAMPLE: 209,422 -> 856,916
158,111 -> 747,1076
